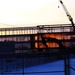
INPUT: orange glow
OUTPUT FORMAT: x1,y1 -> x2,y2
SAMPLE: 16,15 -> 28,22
55,34 -> 62,39
34,33 -> 65,48
35,36 -> 38,40
34,33 -> 72,48
46,42 -> 59,48
44,34 -> 55,38
35,42 -> 38,48
39,43 -> 46,48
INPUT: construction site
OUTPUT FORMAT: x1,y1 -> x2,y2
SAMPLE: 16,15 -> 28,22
0,0 -> 75,75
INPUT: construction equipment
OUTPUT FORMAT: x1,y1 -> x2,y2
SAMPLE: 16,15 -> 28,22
37,0 -> 75,52
59,0 -> 75,32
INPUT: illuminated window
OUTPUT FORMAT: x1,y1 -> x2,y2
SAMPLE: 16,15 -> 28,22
35,36 -> 38,40
35,42 -> 38,48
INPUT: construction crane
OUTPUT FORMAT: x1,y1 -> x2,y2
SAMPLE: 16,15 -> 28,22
59,0 -> 75,32
37,0 -> 75,52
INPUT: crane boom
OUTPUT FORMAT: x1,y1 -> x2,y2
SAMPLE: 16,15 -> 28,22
59,0 -> 75,32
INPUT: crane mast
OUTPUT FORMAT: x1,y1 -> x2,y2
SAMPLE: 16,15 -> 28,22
59,0 -> 75,32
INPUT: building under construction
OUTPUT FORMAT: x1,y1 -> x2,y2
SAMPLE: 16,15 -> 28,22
0,24 -> 75,75
0,24 -> 74,54
0,0 -> 75,75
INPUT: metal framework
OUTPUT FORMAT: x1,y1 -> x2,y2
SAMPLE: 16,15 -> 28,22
0,24 -> 73,35
0,24 -> 75,75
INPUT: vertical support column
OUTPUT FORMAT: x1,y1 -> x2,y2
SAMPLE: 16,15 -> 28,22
37,33 -> 39,52
22,58 -> 24,75
67,50 -> 70,75
1,58 -> 3,74
64,48 -> 70,75
64,48 -> 67,75
30,35 -> 35,51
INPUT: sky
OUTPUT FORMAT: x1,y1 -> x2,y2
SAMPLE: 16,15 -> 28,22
0,0 -> 75,28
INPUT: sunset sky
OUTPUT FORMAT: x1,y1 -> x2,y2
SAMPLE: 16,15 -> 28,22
0,0 -> 75,28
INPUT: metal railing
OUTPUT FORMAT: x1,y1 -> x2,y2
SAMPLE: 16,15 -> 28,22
0,52 -> 65,75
